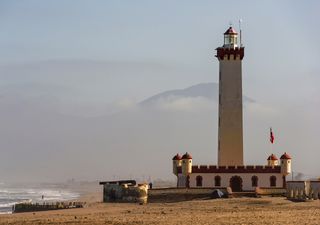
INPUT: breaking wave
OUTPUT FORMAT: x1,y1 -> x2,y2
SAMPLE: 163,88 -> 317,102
0,186 -> 79,214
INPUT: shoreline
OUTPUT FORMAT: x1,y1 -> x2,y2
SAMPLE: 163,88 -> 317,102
0,181 -> 99,215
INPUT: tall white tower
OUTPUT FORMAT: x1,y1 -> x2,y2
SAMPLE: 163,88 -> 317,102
216,26 -> 244,166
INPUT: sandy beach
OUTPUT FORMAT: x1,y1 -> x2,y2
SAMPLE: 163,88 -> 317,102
1,186 -> 319,225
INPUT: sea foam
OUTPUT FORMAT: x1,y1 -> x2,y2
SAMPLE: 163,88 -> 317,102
0,185 -> 79,214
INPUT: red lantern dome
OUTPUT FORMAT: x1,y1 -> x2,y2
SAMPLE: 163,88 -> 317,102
224,26 -> 238,35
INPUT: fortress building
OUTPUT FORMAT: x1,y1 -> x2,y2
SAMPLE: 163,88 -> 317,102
172,26 -> 292,191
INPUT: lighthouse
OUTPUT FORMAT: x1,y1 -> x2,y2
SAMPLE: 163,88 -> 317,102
172,25 -> 293,191
216,26 -> 244,166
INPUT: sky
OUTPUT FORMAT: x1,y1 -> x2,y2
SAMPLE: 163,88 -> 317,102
0,0 -> 319,182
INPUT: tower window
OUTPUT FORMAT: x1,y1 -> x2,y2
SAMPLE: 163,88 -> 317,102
196,176 -> 203,187
270,176 -> 277,187
251,176 -> 258,187
214,176 -> 221,187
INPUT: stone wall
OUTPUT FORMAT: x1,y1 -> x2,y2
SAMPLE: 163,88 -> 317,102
255,187 -> 286,196
286,181 -> 320,200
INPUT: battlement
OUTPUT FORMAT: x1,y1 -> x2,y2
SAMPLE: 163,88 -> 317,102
177,164 -> 281,174
216,47 -> 244,60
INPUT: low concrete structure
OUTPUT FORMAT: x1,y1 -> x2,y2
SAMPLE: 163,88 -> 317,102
286,181 -> 320,200
99,180 -> 148,204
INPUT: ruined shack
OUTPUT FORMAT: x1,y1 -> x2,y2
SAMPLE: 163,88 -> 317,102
99,180 -> 148,204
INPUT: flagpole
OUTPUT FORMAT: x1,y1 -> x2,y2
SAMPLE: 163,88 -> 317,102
270,127 -> 272,155
269,139 -> 272,155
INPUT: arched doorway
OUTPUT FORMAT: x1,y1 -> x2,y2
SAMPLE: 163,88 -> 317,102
230,176 -> 243,192
214,176 -> 221,187
270,176 -> 276,187
251,176 -> 258,187
196,176 -> 203,187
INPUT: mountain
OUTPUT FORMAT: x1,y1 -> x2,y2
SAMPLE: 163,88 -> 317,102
139,82 -> 254,106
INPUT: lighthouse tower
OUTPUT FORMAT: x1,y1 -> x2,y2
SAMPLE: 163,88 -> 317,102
216,26 -> 244,166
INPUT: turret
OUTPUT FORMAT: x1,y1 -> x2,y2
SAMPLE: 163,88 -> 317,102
172,153 -> 182,176
267,154 -> 278,166
181,152 -> 192,176
280,152 -> 292,175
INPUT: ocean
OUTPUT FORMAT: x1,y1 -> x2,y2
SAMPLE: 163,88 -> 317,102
0,182 -> 80,214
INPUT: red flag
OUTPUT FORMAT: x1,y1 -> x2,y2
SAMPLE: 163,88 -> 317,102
270,128 -> 275,144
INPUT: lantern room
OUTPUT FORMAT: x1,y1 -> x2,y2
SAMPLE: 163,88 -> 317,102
223,26 -> 238,48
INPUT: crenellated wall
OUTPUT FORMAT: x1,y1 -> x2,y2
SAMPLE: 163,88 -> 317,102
177,165 -> 281,174
216,47 -> 244,60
